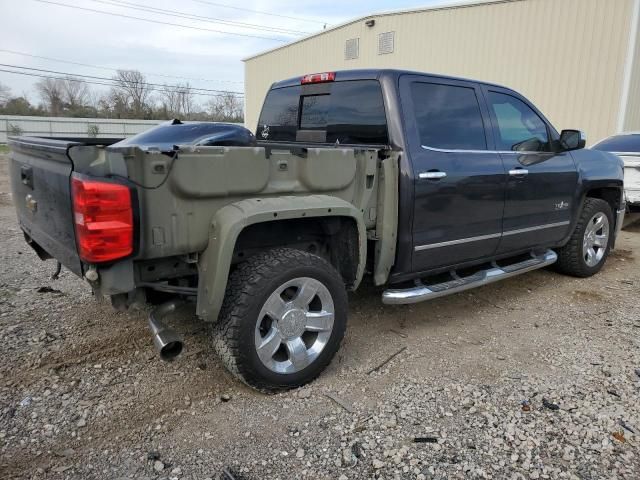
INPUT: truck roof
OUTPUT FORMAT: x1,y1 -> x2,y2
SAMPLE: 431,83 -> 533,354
270,68 -> 512,91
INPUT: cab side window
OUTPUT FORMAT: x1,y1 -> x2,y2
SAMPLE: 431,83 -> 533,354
488,92 -> 550,152
410,82 -> 487,151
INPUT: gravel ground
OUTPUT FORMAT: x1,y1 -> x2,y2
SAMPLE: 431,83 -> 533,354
0,153 -> 639,480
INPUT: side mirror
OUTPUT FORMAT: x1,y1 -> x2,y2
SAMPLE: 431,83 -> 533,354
559,129 -> 586,151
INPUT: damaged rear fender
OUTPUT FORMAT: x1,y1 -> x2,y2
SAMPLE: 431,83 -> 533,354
195,195 -> 367,322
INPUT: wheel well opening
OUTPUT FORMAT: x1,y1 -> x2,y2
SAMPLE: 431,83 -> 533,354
585,187 -> 621,213
233,216 -> 360,287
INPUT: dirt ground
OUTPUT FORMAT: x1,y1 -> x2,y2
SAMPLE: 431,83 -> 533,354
0,153 -> 639,480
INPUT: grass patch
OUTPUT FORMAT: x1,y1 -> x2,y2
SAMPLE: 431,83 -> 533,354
0,144 -> 10,154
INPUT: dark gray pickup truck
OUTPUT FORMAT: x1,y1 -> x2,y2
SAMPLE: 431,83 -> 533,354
8,69 -> 625,391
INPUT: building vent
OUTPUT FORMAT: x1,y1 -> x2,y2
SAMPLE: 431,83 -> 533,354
378,31 -> 395,55
345,38 -> 359,60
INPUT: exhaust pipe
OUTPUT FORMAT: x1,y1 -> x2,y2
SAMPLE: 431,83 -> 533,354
148,300 -> 184,361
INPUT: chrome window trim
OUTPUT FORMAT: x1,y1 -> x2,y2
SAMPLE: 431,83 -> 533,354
414,221 -> 571,252
421,145 -> 551,155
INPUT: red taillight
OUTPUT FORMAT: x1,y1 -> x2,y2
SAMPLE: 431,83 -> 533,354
301,72 -> 336,84
71,175 -> 134,263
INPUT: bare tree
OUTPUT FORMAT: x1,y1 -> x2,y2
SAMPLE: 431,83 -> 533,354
178,84 -> 196,119
111,70 -> 152,118
86,88 -> 103,113
60,76 -> 89,113
159,85 -> 181,118
35,78 -> 64,116
102,89 -> 129,118
159,83 -> 196,119
206,92 -> 243,122
0,82 -> 11,107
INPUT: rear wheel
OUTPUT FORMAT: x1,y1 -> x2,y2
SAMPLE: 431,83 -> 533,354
555,198 -> 613,277
211,248 -> 348,392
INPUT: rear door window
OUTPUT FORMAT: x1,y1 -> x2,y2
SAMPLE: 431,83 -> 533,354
257,80 -> 388,145
409,82 -> 487,150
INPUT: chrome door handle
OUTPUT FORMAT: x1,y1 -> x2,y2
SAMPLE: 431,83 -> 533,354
509,168 -> 529,176
419,171 -> 447,180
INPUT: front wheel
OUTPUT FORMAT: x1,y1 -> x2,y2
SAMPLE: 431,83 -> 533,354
555,198 -> 614,277
211,247 -> 348,392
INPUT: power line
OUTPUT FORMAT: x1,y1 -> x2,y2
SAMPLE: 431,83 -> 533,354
0,49 -> 244,86
88,0 -> 311,36
0,68 -> 242,99
0,64 -> 244,96
31,0 -> 290,42
0,67 -> 244,99
187,0 -> 330,26
0,68 -> 134,91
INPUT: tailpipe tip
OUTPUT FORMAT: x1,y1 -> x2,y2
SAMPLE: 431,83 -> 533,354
160,340 -> 183,361
152,327 -> 184,362
148,300 -> 185,362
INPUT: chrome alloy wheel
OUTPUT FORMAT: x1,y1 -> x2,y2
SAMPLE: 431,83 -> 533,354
254,277 -> 335,374
583,212 -> 610,267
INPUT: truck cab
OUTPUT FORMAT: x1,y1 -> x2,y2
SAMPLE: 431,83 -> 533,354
257,69 -> 625,285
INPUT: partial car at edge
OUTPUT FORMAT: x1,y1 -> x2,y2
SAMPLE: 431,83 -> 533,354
593,132 -> 640,211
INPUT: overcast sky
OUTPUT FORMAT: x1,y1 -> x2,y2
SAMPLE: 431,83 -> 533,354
0,0 -> 453,104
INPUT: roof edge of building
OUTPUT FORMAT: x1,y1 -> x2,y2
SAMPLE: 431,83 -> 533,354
242,0 -> 525,62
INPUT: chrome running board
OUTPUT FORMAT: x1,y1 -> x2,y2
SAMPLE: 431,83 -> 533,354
382,250 -> 557,305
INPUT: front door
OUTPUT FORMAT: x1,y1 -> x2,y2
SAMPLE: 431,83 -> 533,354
400,76 -> 506,273
483,87 -> 577,254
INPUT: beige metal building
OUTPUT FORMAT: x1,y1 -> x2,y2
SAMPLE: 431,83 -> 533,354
243,0 -> 640,143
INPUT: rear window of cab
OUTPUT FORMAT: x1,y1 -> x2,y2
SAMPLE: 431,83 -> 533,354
257,80 -> 389,145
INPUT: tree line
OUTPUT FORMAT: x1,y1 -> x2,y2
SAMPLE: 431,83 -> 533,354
0,69 -> 244,123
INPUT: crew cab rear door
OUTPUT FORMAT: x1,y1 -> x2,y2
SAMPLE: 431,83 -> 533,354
481,86 -> 577,254
399,75 -> 506,272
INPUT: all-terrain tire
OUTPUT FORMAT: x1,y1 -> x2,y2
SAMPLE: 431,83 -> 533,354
554,198 -> 614,278
211,247 -> 348,392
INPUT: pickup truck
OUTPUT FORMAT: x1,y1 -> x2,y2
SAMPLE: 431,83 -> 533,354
8,69 -> 625,391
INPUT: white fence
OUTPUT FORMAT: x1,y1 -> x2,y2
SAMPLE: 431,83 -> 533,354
0,115 -> 163,143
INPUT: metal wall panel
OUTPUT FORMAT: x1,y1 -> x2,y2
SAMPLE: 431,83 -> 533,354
245,0 -> 635,143
624,0 -> 640,132
0,116 -> 163,143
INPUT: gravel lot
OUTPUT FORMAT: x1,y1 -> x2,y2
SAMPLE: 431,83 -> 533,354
0,152 -> 639,480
